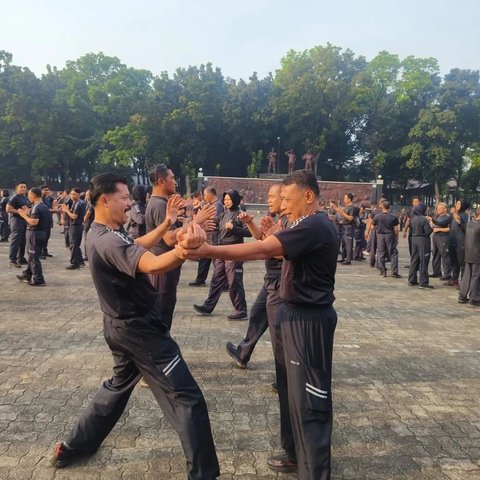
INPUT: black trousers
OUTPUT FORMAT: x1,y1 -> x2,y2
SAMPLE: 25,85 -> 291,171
340,225 -> 354,262
0,214 -> 9,240
449,246 -> 465,281
235,274 -> 282,363
275,303 -> 337,480
203,259 -> 247,315
149,265 -> 182,330
368,229 -> 378,267
195,257 -> 212,283
23,230 -> 46,283
69,224 -> 83,265
42,227 -> 52,255
431,233 -> 451,277
9,217 -> 26,263
64,305 -> 219,480
459,263 -> 480,301
408,236 -> 431,286
376,233 -> 399,274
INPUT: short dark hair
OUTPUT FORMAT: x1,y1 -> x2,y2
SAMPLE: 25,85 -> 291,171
89,173 -> 128,207
40,185 -> 50,190
149,163 -> 171,185
381,200 -> 390,210
282,169 -> 319,198
29,187 -> 42,198
70,187 -> 81,194
15,181 -> 27,187
204,186 -> 216,196
345,193 -> 354,201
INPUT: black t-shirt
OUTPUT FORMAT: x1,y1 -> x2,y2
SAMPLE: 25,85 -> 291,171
41,196 -> 54,227
410,215 -> 432,237
87,222 -> 158,319
338,204 -> 358,226
265,215 -> 288,278
432,213 -> 452,233
449,212 -> 469,247
68,199 -> 87,226
275,211 -> 338,306
8,193 -> 30,223
372,212 -> 399,234
465,220 -> 480,264
145,196 -> 181,255
28,202 -> 51,231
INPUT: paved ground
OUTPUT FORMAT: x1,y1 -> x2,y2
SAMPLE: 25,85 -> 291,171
0,224 -> 479,480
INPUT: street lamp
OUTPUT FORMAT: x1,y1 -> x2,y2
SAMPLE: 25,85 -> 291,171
376,175 -> 384,204
197,167 -> 204,192
277,137 -> 280,174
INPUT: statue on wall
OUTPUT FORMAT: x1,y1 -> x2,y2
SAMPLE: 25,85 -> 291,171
285,149 -> 296,174
302,149 -> 314,171
267,148 -> 277,174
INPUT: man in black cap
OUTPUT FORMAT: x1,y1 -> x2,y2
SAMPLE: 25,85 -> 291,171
49,173 -> 219,479
15,187 -> 50,286
180,170 -> 338,480
6,181 -> 29,268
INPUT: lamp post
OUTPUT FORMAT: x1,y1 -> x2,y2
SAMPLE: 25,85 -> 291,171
197,167 -> 204,192
376,175 -> 384,204
277,136 -> 280,174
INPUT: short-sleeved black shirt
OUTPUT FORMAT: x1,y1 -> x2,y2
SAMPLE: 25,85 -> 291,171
28,202 -> 51,231
8,193 -> 30,223
274,211 -> 338,306
338,205 -> 358,225
372,212 -> 399,234
87,222 -> 158,319
69,200 -> 87,226
432,213 -> 452,230
145,196 -> 181,255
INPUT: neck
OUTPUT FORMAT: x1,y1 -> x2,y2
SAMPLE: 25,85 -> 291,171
92,211 -> 120,230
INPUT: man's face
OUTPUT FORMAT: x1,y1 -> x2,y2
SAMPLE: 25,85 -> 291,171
203,189 -> 213,203
42,188 -> 50,197
436,204 -> 446,215
103,183 -> 132,227
159,169 -> 177,196
267,186 -> 282,215
413,199 -> 420,207
28,191 -> 36,203
17,184 -> 27,195
344,195 -> 351,205
70,191 -> 80,201
281,184 -> 309,221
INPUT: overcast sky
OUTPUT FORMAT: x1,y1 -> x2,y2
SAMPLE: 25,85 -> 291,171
2,0 -> 479,80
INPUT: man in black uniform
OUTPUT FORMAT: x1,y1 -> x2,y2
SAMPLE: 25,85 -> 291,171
6,181 -> 29,268
62,188 -> 87,270
225,184 -> 285,368
180,170 -> 339,480
40,185 -> 55,258
458,206 -> 480,307
428,202 -> 452,279
15,187 -> 50,286
189,187 -> 225,287
49,173 -> 219,479
372,200 -> 401,278
365,197 -> 386,269
407,204 -> 433,288
0,189 -> 10,242
330,193 -> 358,265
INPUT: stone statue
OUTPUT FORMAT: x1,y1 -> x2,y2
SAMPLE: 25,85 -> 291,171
302,149 -> 314,171
267,148 -> 277,174
285,149 -> 296,174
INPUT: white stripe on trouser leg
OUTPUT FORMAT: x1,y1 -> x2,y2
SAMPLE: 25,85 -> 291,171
306,386 -> 328,399
164,356 -> 181,376
306,382 -> 328,395
163,355 -> 180,375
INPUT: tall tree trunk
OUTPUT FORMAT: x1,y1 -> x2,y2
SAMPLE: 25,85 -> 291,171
434,170 -> 441,204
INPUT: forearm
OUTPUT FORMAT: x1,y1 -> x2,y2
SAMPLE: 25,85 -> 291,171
137,249 -> 184,274
135,218 -> 170,249
201,236 -> 283,261
244,221 -> 263,240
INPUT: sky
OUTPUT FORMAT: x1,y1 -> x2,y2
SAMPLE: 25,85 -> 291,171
1,0 -> 479,80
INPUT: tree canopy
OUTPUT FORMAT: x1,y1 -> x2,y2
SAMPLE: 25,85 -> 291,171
0,46 -> 478,202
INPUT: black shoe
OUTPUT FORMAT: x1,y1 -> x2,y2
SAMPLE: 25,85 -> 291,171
29,281 -> 46,287
226,342 -> 247,369
44,253 -> 54,258
404,265 -> 410,268
379,270 -> 387,277
458,296 -> 468,304
18,258 -> 28,265
419,284 -> 434,289
429,273 -> 441,278
408,282 -> 419,286
39,255 -> 47,260
50,442 -> 91,468
337,259 -> 345,263
271,382 -> 278,393
65,264 -> 80,270
341,261 -> 352,265
468,300 -> 480,308
83,257 -> 88,262
227,312 -> 248,320
193,304 -> 212,316
391,273 -> 402,278
9,262 -> 21,269
267,453 -> 298,473
16,274 -> 31,283
440,275 -> 451,281
189,281 -> 206,287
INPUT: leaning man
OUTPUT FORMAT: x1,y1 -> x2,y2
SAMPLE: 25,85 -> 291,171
50,173 -> 219,480
179,170 -> 339,480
